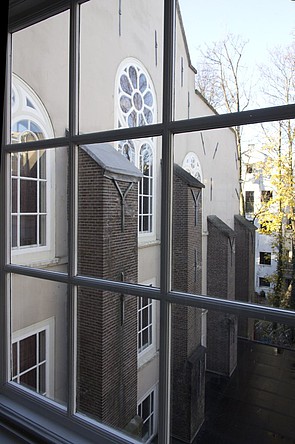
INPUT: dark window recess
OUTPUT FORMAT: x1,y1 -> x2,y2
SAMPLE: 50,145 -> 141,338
245,191 -> 254,213
259,277 -> 271,287
260,252 -> 271,265
261,190 -> 273,203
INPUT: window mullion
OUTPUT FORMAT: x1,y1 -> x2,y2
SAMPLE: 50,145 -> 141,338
67,0 -> 80,419
158,1 -> 176,443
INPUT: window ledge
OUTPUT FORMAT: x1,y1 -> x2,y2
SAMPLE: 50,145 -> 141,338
0,391 -> 139,444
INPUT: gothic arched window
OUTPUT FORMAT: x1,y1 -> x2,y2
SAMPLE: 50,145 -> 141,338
116,59 -> 156,235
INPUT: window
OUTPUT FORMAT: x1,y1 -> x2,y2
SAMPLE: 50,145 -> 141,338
246,164 -> 253,174
261,190 -> 273,203
2,2 -> 295,444
245,190 -> 254,213
259,252 -> 271,265
116,59 -> 157,235
182,152 -> 203,181
11,75 -> 54,253
138,296 -> 153,353
12,318 -> 54,398
259,277 -> 271,287
137,387 -> 157,443
12,149 -> 47,248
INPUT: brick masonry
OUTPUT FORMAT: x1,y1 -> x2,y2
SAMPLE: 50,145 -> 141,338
77,149 -> 138,431
206,215 -> 237,376
234,214 -> 257,338
172,168 -> 205,443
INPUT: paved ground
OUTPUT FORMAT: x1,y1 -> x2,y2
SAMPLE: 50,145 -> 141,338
193,339 -> 295,444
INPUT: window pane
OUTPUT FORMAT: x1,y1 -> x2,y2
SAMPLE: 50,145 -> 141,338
20,335 -> 36,373
176,0 -> 295,120
77,290 -> 159,442
171,306 -> 295,443
173,120 -> 295,313
11,275 -> 68,406
20,368 -> 37,392
79,0 -> 163,134
20,180 -> 37,212
20,151 -> 37,178
11,11 -> 69,140
20,215 -> 37,246
77,139 -> 161,283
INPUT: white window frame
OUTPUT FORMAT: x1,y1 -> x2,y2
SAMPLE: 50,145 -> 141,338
138,279 -> 157,368
11,74 -> 56,267
137,384 -> 158,444
12,317 -> 55,400
1,2 -> 295,444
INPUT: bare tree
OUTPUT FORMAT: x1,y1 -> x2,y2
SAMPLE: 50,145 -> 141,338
196,34 -> 252,215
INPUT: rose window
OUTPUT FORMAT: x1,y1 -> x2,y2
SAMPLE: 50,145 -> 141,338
118,64 -> 155,128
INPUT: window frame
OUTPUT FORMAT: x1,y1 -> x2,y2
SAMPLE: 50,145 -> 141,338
0,2 -> 295,444
10,74 -> 56,266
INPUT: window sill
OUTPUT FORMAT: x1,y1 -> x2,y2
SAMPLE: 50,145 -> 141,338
0,390 -> 139,444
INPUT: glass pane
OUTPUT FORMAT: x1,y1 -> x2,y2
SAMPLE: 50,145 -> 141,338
11,147 -> 68,272
77,139 -> 161,285
77,290 -> 159,442
11,275 -> 68,405
39,182 -> 46,213
79,0 -> 163,134
20,180 -> 37,212
20,335 -> 36,373
20,368 -> 37,391
20,216 -> 37,246
173,120 -> 295,313
11,11 -> 69,140
171,307 -> 295,443
20,151 -> 37,178
176,1 -> 295,120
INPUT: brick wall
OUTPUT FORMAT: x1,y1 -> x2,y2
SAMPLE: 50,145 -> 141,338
77,150 -> 138,431
172,171 -> 205,443
234,214 -> 256,338
207,216 -> 237,376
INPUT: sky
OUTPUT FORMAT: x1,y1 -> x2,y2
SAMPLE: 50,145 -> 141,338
179,0 -> 294,69
178,0 -> 295,144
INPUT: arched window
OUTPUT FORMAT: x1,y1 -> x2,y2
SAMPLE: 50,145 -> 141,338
182,152 -> 203,182
116,59 -> 156,235
11,74 -> 54,250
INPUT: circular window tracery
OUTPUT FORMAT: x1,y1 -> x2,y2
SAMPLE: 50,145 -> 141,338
118,63 -> 155,128
182,152 -> 203,182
